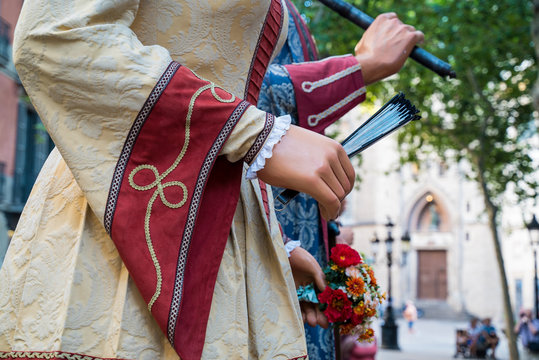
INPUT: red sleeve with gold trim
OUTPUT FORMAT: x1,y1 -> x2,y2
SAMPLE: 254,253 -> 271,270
107,63 -> 251,359
284,55 -> 366,134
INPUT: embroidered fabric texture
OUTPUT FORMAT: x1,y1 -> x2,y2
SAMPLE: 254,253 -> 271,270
245,114 -> 291,179
284,240 -> 302,257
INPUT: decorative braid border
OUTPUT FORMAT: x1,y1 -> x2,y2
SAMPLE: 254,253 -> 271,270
0,351 -> 131,360
243,113 -> 275,164
104,61 -> 181,234
166,100 -> 250,345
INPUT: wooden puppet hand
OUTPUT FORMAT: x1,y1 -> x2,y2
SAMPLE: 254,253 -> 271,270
289,246 -> 326,290
289,246 -> 329,328
354,12 -> 425,85
258,125 -> 355,220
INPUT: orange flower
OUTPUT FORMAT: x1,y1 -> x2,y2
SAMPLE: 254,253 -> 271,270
346,276 -> 365,297
365,306 -> 377,317
367,268 -> 377,286
353,302 -> 365,316
340,323 -> 356,335
359,328 -> 375,341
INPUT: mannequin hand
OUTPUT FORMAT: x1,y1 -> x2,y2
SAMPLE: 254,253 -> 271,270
289,246 -> 326,290
258,125 -> 354,220
354,12 -> 425,85
300,301 -> 330,328
289,247 -> 329,328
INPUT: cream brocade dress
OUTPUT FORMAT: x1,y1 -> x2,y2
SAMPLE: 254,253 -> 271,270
0,0 -> 307,359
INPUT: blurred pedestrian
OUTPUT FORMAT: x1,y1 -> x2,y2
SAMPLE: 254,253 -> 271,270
477,317 -> 499,359
467,317 -> 483,357
403,300 -> 418,333
515,309 -> 539,353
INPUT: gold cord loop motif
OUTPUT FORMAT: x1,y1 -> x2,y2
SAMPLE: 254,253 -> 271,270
128,74 -> 235,311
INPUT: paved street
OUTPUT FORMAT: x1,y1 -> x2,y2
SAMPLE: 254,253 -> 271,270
374,318 -> 539,360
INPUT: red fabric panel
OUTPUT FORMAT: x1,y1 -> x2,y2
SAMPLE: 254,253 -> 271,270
258,179 -> 271,221
284,55 -> 366,135
176,157 -> 243,358
111,65 -> 245,360
245,0 -> 283,103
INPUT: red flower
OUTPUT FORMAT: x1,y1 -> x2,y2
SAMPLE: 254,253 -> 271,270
350,312 -> 364,326
318,286 -> 353,323
330,244 -> 362,268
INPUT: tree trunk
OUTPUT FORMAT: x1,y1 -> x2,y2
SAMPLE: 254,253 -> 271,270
532,0 -> 539,112
478,170 -> 519,360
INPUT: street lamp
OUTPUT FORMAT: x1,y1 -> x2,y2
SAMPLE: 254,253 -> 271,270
401,231 -> 411,266
371,233 -> 380,264
380,218 -> 399,350
526,214 -> 539,319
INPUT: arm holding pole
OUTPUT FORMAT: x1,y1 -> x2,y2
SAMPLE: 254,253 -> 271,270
317,0 -> 456,79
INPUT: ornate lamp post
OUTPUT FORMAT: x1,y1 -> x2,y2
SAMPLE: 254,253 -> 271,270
380,218 -> 399,350
401,231 -> 411,266
526,214 -> 539,319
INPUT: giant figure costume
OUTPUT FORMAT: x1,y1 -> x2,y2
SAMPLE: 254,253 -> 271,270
0,1 -> 311,360
258,1 -> 366,359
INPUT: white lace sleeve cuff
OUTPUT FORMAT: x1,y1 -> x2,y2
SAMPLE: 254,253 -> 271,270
245,114 -> 291,179
284,240 -> 302,258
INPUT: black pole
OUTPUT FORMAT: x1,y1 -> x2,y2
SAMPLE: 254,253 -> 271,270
381,229 -> 399,350
327,222 -> 342,360
535,248 -> 539,319
316,0 -> 456,79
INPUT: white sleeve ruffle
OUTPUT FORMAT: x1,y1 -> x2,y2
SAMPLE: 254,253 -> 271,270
245,114 -> 291,179
284,240 -> 302,257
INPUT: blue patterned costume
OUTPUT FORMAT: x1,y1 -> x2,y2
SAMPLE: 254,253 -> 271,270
258,2 -> 367,359
258,3 -> 332,359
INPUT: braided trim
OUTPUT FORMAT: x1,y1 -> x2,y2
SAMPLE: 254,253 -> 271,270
0,351 -> 130,360
307,88 -> 366,127
301,63 -> 361,93
243,113 -> 275,164
127,71 -> 236,313
104,61 -> 180,234
167,100 -> 249,345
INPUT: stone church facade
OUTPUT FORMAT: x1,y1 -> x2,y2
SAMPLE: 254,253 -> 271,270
337,106 -> 538,322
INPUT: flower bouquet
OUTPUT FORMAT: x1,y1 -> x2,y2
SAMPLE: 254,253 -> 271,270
298,244 -> 385,342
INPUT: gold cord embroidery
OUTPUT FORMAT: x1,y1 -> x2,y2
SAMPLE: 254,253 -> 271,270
301,63 -> 361,93
307,87 -> 366,127
128,72 -> 235,312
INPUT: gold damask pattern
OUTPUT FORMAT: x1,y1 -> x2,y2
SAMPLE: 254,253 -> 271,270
2,0 -> 307,358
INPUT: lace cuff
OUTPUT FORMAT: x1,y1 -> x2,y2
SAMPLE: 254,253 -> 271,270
284,240 -> 302,257
245,114 -> 291,179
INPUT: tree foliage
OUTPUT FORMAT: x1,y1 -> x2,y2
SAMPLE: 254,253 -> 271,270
298,0 -> 538,205
297,1 -> 537,358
